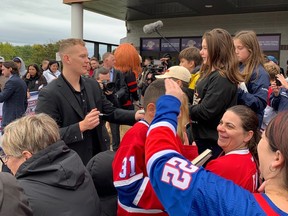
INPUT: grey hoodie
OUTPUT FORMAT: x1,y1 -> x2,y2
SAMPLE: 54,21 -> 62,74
16,140 -> 101,216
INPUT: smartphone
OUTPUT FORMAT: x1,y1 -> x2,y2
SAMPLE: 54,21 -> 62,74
276,79 -> 282,86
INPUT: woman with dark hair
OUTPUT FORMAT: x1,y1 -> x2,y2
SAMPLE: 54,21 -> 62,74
43,60 -> 61,83
190,28 -> 243,162
23,64 -> 47,92
206,105 -> 260,192
0,61 -> 27,129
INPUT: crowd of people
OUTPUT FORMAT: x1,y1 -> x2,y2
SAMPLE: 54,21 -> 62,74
0,27 -> 287,215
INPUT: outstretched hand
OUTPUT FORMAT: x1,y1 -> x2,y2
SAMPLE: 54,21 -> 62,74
165,78 -> 184,102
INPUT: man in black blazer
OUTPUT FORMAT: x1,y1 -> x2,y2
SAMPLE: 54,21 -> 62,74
35,38 -> 143,165
0,61 -> 27,129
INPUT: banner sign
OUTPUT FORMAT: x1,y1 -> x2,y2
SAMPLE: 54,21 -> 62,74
0,91 -> 39,133
142,38 -> 160,51
181,37 -> 202,50
257,35 -> 280,51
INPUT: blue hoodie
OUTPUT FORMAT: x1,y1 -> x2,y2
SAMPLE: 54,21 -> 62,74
237,64 -> 270,126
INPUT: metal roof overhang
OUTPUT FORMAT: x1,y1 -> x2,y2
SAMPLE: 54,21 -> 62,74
77,0 -> 288,21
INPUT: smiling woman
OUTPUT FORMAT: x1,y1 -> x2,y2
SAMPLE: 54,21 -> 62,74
205,105 -> 261,192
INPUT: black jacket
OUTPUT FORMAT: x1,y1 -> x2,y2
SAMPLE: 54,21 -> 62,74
15,140 -> 101,216
23,73 -> 47,92
0,173 -> 32,216
190,70 -> 237,141
35,75 -> 136,164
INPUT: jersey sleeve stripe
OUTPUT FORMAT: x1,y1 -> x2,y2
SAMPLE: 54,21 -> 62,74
147,121 -> 176,137
114,173 -> 144,187
146,150 -> 179,176
133,176 -> 149,205
118,201 -> 164,214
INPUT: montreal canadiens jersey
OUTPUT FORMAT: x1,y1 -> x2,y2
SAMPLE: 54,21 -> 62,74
145,95 -> 287,216
113,118 -> 198,215
206,149 -> 258,192
113,120 -> 167,215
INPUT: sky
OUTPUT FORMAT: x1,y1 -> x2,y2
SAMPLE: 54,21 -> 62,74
0,0 -> 126,48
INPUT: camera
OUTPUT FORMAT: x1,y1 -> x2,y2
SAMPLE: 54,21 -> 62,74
102,80 -> 115,92
276,79 -> 282,86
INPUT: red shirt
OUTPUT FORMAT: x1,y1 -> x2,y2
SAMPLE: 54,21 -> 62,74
206,149 -> 258,192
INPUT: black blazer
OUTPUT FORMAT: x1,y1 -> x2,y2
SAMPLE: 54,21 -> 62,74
35,75 -> 136,164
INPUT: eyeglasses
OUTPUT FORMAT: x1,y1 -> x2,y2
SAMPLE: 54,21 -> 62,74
0,151 -> 12,164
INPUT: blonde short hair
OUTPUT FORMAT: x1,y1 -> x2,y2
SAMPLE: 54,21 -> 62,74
1,114 -> 60,156
59,38 -> 85,57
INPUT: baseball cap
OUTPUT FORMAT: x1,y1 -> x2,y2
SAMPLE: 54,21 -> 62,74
267,55 -> 278,65
0,56 -> 4,63
155,66 -> 191,83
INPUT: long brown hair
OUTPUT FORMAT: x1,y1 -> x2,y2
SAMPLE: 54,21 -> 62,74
200,28 -> 242,84
234,30 -> 265,83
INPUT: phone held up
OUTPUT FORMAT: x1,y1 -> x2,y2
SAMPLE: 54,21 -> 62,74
276,79 -> 282,86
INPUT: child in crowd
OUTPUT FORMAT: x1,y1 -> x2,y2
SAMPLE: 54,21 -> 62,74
113,79 -> 197,215
190,28 -> 242,162
234,30 -> 270,126
178,46 -> 203,102
270,64 -> 288,113
261,62 -> 280,130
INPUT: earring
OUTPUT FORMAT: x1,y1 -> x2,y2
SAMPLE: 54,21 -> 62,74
269,165 -> 276,172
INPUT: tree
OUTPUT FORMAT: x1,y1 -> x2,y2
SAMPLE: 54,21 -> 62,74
0,42 -> 16,60
0,42 -> 60,66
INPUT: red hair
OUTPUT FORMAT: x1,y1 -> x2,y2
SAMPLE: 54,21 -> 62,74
114,43 -> 141,78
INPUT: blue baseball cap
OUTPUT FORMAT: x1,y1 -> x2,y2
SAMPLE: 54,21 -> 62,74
267,55 -> 278,64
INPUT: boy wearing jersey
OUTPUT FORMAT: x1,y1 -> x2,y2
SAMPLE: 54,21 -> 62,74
113,79 -> 197,215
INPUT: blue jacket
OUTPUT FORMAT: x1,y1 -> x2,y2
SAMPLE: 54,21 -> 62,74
0,75 -> 27,128
237,64 -> 269,126
270,88 -> 288,112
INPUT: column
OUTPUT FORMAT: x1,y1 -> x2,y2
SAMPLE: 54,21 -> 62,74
71,3 -> 83,39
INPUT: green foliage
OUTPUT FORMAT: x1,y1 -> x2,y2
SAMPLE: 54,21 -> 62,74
0,42 -> 60,67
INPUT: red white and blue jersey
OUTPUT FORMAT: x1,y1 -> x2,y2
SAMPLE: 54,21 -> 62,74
113,120 -> 167,215
113,119 -> 198,215
145,95 -> 287,216
206,149 -> 258,192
